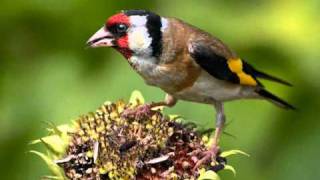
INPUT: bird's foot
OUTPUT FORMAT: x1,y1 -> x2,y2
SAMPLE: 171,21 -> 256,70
121,104 -> 155,121
192,145 -> 220,171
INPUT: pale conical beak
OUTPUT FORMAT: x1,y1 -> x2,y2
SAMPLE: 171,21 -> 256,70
86,26 -> 115,48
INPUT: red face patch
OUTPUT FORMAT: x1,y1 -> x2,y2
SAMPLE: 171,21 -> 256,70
106,13 -> 132,59
106,13 -> 130,28
117,35 -> 129,48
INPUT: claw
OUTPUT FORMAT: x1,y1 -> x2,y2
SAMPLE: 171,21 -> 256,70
192,145 -> 220,172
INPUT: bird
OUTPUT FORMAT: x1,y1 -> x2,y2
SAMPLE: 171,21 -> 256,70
87,10 -> 295,170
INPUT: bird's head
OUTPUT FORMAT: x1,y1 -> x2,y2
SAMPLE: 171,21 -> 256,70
87,10 -> 167,59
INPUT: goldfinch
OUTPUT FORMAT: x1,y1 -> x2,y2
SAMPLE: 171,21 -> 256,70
87,10 -> 295,170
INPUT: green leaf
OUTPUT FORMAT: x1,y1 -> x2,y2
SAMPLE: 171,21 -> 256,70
30,150 -> 64,178
43,121 -> 62,135
129,90 -> 145,106
50,124 -> 74,135
39,135 -> 67,155
169,114 -> 181,120
224,165 -> 236,176
30,139 -> 42,145
198,170 -> 220,180
220,149 -> 250,158
31,123 -> 72,147
41,175 -> 64,180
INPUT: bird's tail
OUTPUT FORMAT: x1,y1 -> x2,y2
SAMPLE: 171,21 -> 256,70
256,88 -> 296,110
254,69 -> 292,86
243,61 -> 292,86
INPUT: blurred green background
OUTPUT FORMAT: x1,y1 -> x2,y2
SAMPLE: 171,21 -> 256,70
0,0 -> 319,179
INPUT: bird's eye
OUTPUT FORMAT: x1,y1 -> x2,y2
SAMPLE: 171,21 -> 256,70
116,24 -> 128,34
107,23 -> 128,36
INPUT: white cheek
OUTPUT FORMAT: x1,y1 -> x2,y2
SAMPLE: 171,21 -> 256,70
128,27 -> 152,55
129,15 -> 153,56
130,15 -> 147,26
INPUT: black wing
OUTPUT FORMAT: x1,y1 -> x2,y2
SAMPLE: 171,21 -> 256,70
189,41 -> 260,86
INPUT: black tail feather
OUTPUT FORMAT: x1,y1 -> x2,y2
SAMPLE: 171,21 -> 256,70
242,61 -> 292,86
254,70 -> 292,86
257,89 -> 295,110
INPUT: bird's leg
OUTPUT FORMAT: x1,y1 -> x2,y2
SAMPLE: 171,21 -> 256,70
193,102 -> 225,171
122,94 -> 177,120
150,94 -> 177,108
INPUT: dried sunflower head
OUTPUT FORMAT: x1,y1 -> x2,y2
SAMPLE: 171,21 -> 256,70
31,91 -> 248,180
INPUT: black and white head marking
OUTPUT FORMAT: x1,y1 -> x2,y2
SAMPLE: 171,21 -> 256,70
123,10 -> 168,59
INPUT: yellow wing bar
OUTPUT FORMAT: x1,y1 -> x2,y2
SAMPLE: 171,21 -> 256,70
227,58 -> 257,86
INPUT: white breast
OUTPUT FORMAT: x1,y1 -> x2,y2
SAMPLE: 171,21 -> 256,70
129,56 -> 186,92
173,71 -> 257,103
129,56 -> 158,83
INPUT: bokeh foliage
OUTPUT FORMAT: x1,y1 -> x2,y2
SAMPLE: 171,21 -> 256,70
0,0 -> 319,179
